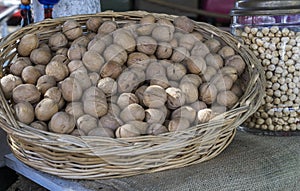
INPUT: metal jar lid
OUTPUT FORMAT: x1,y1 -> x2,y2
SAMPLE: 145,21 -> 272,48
230,0 -> 300,16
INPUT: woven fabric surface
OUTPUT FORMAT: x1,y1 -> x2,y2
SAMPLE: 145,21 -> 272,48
81,131 -> 300,191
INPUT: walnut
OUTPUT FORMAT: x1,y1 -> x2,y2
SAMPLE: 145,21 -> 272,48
77,114 -> 98,135
156,42 -> 173,59
179,82 -> 198,104
159,59 -> 172,68
211,74 -> 234,92
191,31 -> 203,41
173,16 -> 194,33
120,103 -> 145,122
36,75 -> 56,95
103,44 -> 128,65
171,106 -> 196,123
21,66 -> 42,84
147,123 -> 168,135
115,124 -> 141,138
65,102 -> 84,120
156,18 -> 175,33
191,41 -> 210,58
60,77 -> 82,102
89,72 -> 100,86
44,87 -> 65,110
205,38 -> 221,53
68,60 -> 85,73
9,57 -> 32,76
117,93 -> 139,110
199,83 -> 218,105
48,32 -> 68,51
217,91 -> 239,108
218,46 -> 235,59
86,17 -> 103,32
168,118 -> 190,132
113,29 -> 136,52
152,25 -> 174,42
62,20 -> 83,40
136,24 -> 156,36
45,56 -> 69,82
107,103 -> 121,117
211,104 -> 227,115
98,21 -> 117,34
205,53 -> 224,69
127,121 -> 148,135
230,83 -> 244,98
201,66 -> 217,82
67,44 -> 86,60
70,69 -> 92,90
185,55 -> 207,75
117,70 -> 140,93
220,66 -> 238,81
127,52 -> 150,70
12,84 -> 41,104
166,63 -> 187,81
168,80 -> 179,88
48,112 -> 76,134
87,39 -> 106,54
190,101 -> 207,111
99,114 -> 122,131
170,47 -> 190,63
82,86 -> 108,118
136,36 -> 157,55
30,46 -> 52,65
56,47 -> 68,56
150,74 -> 170,89
179,34 -> 198,50
88,127 -> 115,138
14,101 -> 34,124
97,77 -> 118,96
225,55 -> 246,75
146,61 -> 166,80
108,95 -> 118,104
135,85 -> 148,106
94,33 -> 113,46
140,14 -> 156,24
197,108 -> 213,124
145,108 -> 166,124
17,34 -> 39,56
180,74 -> 202,87
35,98 -> 58,121
100,61 -> 123,79
129,68 -> 146,85
166,87 -> 185,110
143,85 -> 167,108
82,50 -> 105,73
30,121 -> 48,131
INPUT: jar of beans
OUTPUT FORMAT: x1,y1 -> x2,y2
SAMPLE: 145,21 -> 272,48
230,0 -> 300,135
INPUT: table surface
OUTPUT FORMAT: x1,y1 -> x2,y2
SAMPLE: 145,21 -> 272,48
5,131 -> 300,191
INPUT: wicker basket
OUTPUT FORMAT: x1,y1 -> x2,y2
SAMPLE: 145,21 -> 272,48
0,11 -> 265,179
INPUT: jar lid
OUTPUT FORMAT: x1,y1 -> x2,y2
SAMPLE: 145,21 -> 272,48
230,0 -> 300,16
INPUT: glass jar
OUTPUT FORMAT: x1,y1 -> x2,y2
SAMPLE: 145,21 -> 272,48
230,0 -> 300,136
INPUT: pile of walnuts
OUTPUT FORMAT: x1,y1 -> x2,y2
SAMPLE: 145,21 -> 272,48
0,15 -> 247,138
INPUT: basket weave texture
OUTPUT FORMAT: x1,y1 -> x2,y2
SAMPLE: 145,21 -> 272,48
0,11 -> 265,179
